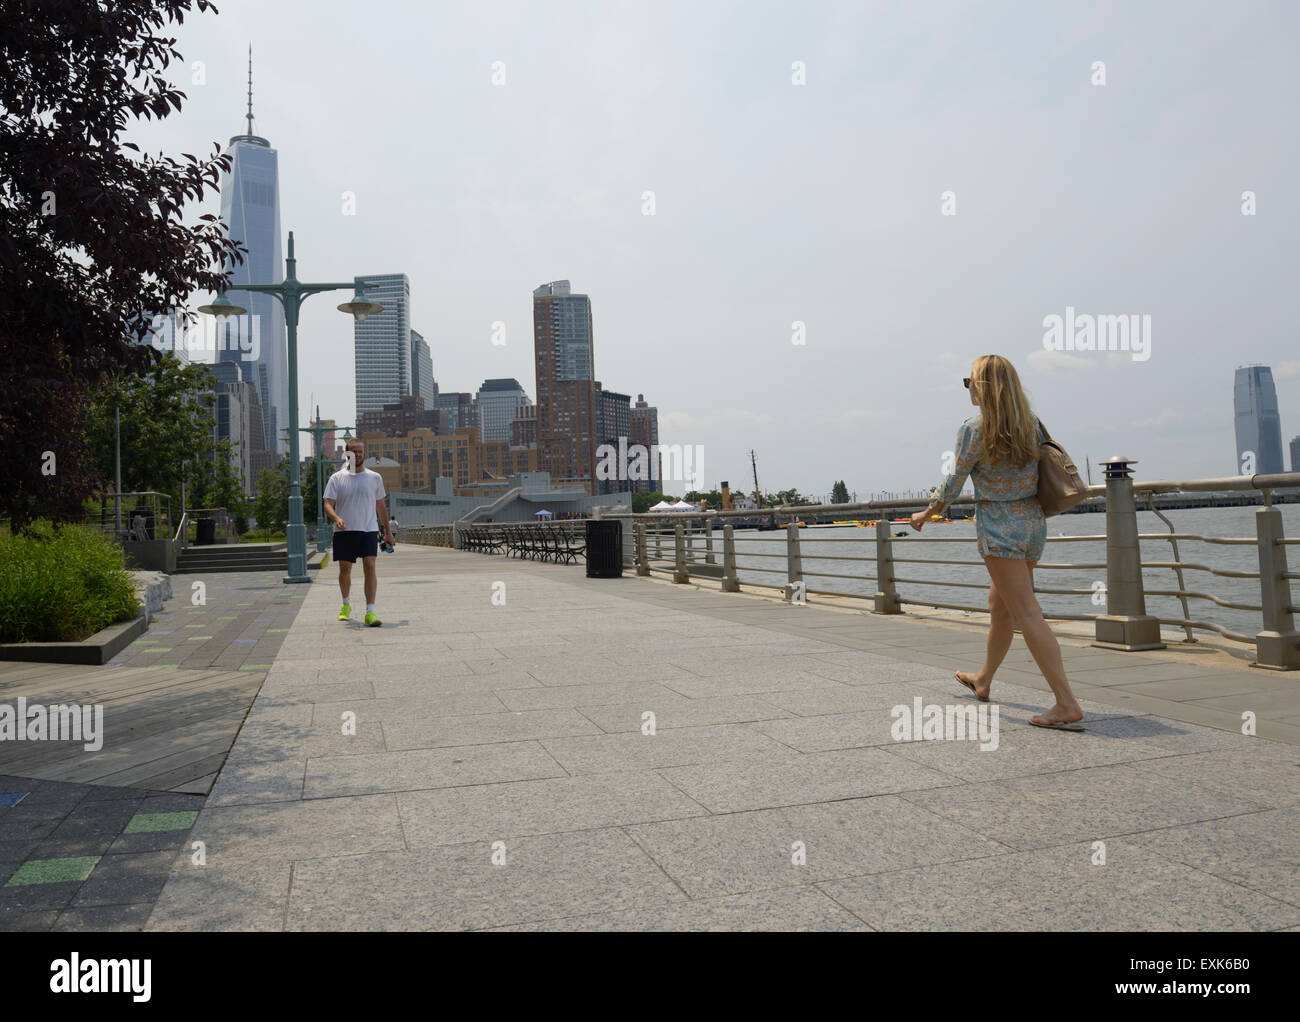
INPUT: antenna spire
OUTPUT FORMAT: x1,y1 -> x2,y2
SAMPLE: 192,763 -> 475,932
245,44 -> 254,135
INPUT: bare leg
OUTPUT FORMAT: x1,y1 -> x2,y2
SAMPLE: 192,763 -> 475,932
362,555 -> 378,605
338,560 -> 352,601
983,555 -> 1083,725
956,576 -> 1016,699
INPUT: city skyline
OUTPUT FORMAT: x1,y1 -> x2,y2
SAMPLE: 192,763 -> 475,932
125,0 -> 1300,497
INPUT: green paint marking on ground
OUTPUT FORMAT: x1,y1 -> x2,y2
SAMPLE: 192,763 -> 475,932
216,616 -> 237,620
187,635 -> 214,641
185,624 -> 205,629
124,811 -> 198,834
5,856 -> 100,886
239,664 -> 274,670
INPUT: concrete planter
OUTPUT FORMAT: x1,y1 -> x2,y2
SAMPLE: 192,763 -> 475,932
0,615 -> 146,666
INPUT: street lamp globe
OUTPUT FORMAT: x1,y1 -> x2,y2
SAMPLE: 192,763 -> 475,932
197,291 -> 248,324
338,286 -> 383,323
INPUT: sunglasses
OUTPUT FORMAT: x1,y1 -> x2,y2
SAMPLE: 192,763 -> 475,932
963,378 -> 972,389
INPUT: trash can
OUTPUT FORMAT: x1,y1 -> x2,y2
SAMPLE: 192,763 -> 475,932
585,520 -> 623,578
196,517 -> 216,545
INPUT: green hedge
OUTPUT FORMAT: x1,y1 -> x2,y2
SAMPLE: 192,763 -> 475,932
0,521 -> 140,643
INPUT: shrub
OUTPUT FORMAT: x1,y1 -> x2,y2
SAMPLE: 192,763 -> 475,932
0,521 -> 140,643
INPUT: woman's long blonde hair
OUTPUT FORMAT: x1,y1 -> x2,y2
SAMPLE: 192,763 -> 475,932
971,355 -> 1038,467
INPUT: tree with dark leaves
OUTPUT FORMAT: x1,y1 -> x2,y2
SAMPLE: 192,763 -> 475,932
0,0 -> 239,530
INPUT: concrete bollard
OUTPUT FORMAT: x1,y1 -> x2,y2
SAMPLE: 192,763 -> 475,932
1254,504 -> 1300,670
785,522 -> 803,603
1094,456 -> 1165,651
873,519 -> 900,614
722,525 -> 740,592
673,523 -> 689,584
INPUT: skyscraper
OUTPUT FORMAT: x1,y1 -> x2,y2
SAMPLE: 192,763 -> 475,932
476,379 -> 531,443
410,330 -> 435,408
1233,365 -> 1284,474
629,393 -> 661,494
217,48 -> 287,455
533,280 -> 598,492
354,273 -> 411,415
1290,436 -> 1300,473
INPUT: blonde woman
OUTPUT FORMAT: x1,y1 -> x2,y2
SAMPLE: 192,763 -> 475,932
910,355 -> 1085,730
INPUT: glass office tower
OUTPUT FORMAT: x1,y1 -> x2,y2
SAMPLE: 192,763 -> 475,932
1233,365 -> 1284,474
354,273 -> 412,415
218,55 -> 287,455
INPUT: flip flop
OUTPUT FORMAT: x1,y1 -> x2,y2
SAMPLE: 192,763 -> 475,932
954,672 -> 988,702
1029,717 -> 1086,732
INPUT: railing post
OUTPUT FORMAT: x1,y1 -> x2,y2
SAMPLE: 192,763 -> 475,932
633,521 -> 649,576
1094,456 -> 1166,651
704,516 -> 716,564
654,520 -> 663,561
673,522 -> 689,583
784,521 -> 803,603
873,519 -> 901,613
722,524 -> 740,592
1254,504 -> 1300,670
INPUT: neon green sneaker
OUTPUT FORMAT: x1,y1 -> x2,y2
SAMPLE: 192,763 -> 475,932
338,603 -> 351,621
364,610 -> 381,627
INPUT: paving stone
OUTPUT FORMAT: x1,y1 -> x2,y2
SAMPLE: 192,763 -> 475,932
540,723 -> 788,775
1128,808 -> 1300,907
495,681 -> 690,712
627,795 -> 1005,899
818,839 -> 1300,931
577,695 -> 792,733
1127,743 -> 1300,809
383,709 -> 601,751
185,794 -> 404,862
5,855 -> 99,886
86,849 -> 183,880
70,872 -> 170,907
303,741 -> 566,798
899,762 -> 1271,850
54,902 -> 155,931
661,746 -> 959,814
490,885 -> 872,931
284,829 -> 686,930
397,770 -> 708,847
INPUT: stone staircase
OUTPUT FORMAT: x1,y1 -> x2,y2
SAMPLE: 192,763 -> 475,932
174,541 -> 288,574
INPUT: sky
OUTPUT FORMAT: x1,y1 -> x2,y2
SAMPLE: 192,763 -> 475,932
124,0 -> 1300,501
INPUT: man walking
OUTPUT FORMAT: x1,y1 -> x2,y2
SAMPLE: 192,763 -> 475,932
324,438 -> 395,627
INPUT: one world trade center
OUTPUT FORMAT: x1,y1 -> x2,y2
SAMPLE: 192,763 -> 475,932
218,48 -> 287,456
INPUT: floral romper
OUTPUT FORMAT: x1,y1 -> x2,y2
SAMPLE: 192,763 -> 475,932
932,415 -> 1046,560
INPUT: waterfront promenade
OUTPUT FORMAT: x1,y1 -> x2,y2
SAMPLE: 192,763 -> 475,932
123,542 -> 1298,931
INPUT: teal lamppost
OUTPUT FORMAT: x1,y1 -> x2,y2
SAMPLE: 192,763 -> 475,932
200,231 -> 382,583
298,411 -> 354,553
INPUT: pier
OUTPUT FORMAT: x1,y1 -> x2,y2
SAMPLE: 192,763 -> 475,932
107,544 -> 1300,930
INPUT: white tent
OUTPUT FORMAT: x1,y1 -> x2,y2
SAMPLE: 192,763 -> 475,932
671,500 -> 696,510
649,500 -> 675,511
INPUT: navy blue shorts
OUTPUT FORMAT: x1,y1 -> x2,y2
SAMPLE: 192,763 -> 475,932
332,530 -> 378,562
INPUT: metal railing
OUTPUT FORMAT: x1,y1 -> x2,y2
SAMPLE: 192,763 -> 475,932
598,464 -> 1300,670
177,507 -> 234,548
80,492 -> 174,544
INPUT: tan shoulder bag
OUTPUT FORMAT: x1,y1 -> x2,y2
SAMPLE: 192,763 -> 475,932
1036,418 -> 1088,517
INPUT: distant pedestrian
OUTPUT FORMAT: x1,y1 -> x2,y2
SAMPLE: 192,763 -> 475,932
324,439 -> 395,627
911,354 -> 1084,730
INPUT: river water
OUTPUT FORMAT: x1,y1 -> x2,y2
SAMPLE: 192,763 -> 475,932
659,505 -> 1300,639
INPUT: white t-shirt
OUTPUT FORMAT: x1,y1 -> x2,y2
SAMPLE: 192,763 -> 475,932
324,467 -> 386,533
